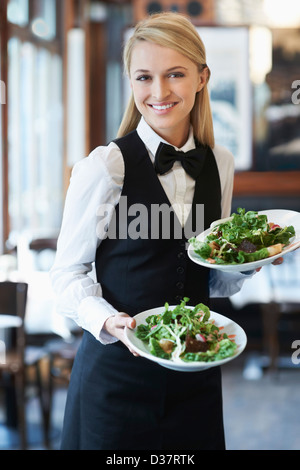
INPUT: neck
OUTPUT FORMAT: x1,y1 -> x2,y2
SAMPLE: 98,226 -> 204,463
148,122 -> 191,149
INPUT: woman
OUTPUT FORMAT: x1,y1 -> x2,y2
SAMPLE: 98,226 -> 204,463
51,12 -> 257,450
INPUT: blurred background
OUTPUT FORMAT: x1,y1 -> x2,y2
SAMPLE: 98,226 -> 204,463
0,0 -> 299,450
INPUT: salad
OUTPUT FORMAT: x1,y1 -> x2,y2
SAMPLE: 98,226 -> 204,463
189,208 -> 295,265
135,298 -> 237,363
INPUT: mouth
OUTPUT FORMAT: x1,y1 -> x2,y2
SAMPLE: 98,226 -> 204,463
148,102 -> 178,111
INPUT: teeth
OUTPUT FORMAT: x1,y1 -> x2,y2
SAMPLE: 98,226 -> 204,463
152,103 -> 175,110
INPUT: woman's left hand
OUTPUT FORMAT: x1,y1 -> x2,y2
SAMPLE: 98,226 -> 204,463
256,256 -> 284,272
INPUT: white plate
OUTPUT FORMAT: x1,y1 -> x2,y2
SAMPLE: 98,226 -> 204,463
125,306 -> 247,372
188,209 -> 300,272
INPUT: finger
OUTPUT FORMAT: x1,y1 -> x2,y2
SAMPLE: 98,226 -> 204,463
122,330 -> 139,357
119,317 -> 138,355
127,317 -> 136,329
117,314 -> 136,330
272,257 -> 284,265
113,313 -> 132,328
129,348 -> 139,357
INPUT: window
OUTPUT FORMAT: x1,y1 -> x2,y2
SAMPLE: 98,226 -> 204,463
4,0 -> 64,247
0,39 -> 3,252
7,0 -> 29,27
0,1 -> 8,253
8,39 -> 63,238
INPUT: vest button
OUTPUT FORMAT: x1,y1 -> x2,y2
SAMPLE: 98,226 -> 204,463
177,266 -> 184,274
176,281 -> 184,290
177,252 -> 185,260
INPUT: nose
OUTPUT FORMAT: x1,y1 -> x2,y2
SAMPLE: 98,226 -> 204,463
151,77 -> 170,101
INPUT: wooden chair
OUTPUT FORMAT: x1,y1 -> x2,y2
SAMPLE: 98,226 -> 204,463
29,238 -> 57,252
0,281 -> 49,449
27,237 -> 81,446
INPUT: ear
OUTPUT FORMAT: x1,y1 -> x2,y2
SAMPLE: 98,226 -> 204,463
197,67 -> 209,93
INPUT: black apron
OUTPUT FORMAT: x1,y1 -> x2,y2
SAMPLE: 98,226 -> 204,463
60,131 -> 225,450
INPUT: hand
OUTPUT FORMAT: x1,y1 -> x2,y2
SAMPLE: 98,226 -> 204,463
256,256 -> 284,272
104,313 -> 139,356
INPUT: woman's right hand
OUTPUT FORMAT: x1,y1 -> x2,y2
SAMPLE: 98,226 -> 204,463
104,313 -> 139,356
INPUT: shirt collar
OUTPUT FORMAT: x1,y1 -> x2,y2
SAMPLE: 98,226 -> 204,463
136,117 -> 195,162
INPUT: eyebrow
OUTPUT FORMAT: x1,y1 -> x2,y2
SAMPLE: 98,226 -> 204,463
133,66 -> 188,74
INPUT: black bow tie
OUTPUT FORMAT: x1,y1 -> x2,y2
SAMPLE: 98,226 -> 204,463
154,142 -> 207,180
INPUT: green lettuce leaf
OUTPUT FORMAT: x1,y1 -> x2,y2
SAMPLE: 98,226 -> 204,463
149,338 -> 171,359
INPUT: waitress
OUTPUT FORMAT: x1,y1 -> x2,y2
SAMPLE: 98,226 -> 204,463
51,12 -> 257,450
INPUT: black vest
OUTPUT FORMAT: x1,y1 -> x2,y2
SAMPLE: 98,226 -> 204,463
95,130 -> 221,315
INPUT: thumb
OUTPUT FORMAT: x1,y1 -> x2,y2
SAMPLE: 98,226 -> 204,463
118,313 -> 136,329
126,317 -> 136,329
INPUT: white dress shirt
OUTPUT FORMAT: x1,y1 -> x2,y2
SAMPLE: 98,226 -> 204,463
50,117 -> 253,344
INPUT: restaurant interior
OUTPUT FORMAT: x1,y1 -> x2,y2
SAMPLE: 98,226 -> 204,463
0,0 -> 300,450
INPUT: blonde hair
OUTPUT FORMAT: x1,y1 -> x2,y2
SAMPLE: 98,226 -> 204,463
117,12 -> 215,148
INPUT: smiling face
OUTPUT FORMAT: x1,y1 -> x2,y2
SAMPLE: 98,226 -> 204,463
129,41 -> 208,148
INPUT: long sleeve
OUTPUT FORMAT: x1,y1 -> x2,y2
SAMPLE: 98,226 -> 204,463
50,143 -> 124,344
212,143 -> 234,220
209,269 -> 255,298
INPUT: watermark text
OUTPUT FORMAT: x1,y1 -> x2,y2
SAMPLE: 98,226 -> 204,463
0,80 -> 6,104
96,196 -> 204,241
291,80 -> 300,104
291,339 -> 300,365
0,340 -> 6,364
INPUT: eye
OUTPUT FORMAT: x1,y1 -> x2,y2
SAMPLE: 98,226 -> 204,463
136,74 -> 151,82
168,72 -> 185,78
